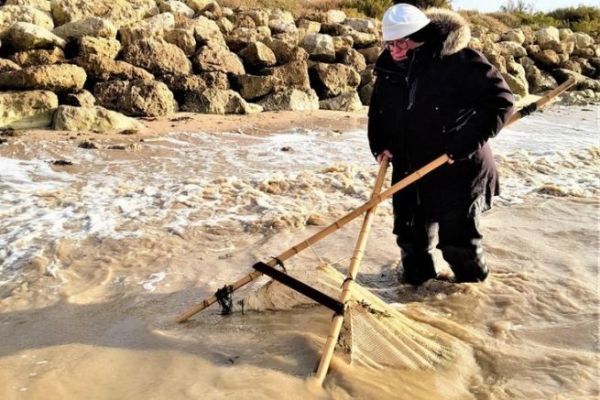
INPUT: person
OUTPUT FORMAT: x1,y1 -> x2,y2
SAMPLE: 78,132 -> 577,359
368,4 -> 514,286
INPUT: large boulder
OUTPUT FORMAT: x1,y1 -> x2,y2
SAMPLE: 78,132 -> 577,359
0,5 -> 54,39
323,10 -> 346,24
501,29 -> 526,45
52,17 -> 117,39
50,0 -> 159,27
9,47 -> 65,67
344,17 -> 377,34
527,45 -> 561,68
506,60 -> 529,96
5,0 -> 51,13
495,41 -> 527,59
238,9 -> 269,27
63,89 -> 96,107
0,58 -> 21,73
119,12 -> 175,46
158,0 -> 195,18
181,88 -> 262,114
0,64 -> 86,91
239,42 -> 276,68
534,27 -> 560,50
358,47 -> 382,64
258,88 -> 319,111
193,15 -> 226,47
184,0 -> 211,13
122,39 -> 192,76
333,35 -> 354,55
525,64 -> 558,94
78,36 -> 121,59
192,45 -> 244,75
551,68 -> 600,92
338,48 -> 367,72
52,105 -> 143,132
94,79 -> 177,117
235,74 -> 275,100
502,73 -> 528,98
265,38 -> 308,64
226,27 -> 262,53
573,32 -> 594,51
162,72 -> 227,102
261,60 -> 310,90
301,33 -> 336,63
0,90 -> 58,129
164,28 -> 196,56
343,27 -> 378,48
75,54 -> 153,82
319,92 -> 362,111
6,22 -> 65,51
309,63 -> 360,98
297,19 -> 321,35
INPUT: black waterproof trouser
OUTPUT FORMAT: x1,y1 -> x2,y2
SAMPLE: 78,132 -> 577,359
395,209 -> 489,285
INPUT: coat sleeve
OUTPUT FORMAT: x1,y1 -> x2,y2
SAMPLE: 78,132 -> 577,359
367,76 -> 387,159
446,49 -> 515,160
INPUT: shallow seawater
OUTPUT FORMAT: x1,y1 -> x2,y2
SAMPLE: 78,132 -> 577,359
0,106 -> 598,399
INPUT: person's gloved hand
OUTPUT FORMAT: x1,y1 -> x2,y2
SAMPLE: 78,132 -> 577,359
376,149 -> 393,164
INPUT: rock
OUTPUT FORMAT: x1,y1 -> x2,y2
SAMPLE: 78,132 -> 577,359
309,63 -> 361,98
5,0 -> 51,13
164,28 -> 196,56
261,60 -> 310,90
572,57 -> 597,79
0,90 -> 58,129
122,38 -> 191,76
323,10 -> 346,24
78,36 -> 121,59
333,35 -> 354,55
192,45 -> 244,75
234,14 -> 257,30
192,15 -> 226,47
525,64 -> 557,94
51,0 -> 159,28
551,68 -> 600,92
572,47 -> 596,58
272,30 -> 297,47
53,17 -> 117,39
75,54 -> 153,82
560,59 -> 582,74
344,18 -> 377,34
239,42 -> 276,68
297,19 -> 321,34
0,58 -> 21,73
258,88 -> 319,111
559,28 -> 574,41
158,0 -> 194,18
239,9 -> 269,27
94,79 -> 177,116
495,41 -> 527,58
501,29 -> 525,45
226,27 -> 261,53
162,72 -> 227,101
0,64 -> 86,91
9,47 -> 65,67
345,28 -> 377,48
468,37 -> 483,52
358,47 -> 382,64
301,33 -> 336,63
185,0 -> 211,13
53,105 -> 143,131
265,38 -> 308,64
119,12 -> 175,46
528,45 -> 560,68
63,89 -> 96,107
216,17 -> 234,34
0,5 -> 54,39
269,17 -> 297,35
573,32 -> 594,51
201,1 -> 222,20
235,74 -> 275,100
534,27 -> 560,50
182,88 -> 261,114
486,52 -> 507,74
319,92 -> 362,111
269,9 -> 294,25
6,22 -> 65,51
358,83 -> 373,105
503,60 -> 528,97
359,66 -> 374,88
338,48 -> 367,72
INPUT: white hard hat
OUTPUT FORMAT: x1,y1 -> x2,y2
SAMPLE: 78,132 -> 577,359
382,4 -> 430,41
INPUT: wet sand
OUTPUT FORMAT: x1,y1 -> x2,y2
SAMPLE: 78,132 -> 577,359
0,106 -> 598,399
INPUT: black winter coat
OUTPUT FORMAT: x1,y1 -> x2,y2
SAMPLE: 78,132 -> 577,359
368,9 -> 514,231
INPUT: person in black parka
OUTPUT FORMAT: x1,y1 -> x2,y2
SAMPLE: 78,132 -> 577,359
369,5 -> 514,285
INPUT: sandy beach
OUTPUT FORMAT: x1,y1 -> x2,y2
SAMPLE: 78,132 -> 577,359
0,104 -> 598,399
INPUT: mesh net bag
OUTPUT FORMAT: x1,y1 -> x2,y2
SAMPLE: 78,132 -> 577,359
241,264 -> 460,371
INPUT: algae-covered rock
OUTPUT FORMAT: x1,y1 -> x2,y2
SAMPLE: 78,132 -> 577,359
182,88 -> 261,114
258,88 -> 319,111
52,105 -> 143,131
0,90 -> 58,129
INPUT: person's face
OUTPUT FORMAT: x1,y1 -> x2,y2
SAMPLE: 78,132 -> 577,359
384,38 -> 424,61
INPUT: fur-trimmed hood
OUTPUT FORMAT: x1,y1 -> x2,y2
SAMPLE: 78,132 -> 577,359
425,8 -> 471,56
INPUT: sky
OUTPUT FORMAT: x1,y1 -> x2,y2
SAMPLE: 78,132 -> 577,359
451,0 -> 600,12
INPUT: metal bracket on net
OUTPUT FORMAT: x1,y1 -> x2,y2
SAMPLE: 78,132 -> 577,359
252,262 -> 345,315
